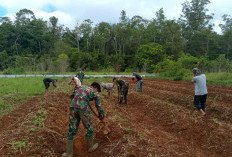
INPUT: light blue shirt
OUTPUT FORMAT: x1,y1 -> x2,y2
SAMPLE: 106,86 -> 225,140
192,74 -> 208,95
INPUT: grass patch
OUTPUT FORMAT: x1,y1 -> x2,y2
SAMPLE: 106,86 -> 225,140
0,77 -> 55,117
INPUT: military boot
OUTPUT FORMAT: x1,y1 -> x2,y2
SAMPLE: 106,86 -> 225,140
124,97 -> 127,104
86,136 -> 98,152
117,96 -> 123,105
62,140 -> 74,157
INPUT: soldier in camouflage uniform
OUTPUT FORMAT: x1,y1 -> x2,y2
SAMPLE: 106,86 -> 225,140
113,77 -> 129,105
62,82 -> 105,157
75,68 -> 85,84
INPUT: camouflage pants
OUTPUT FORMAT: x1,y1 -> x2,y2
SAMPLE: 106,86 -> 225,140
119,85 -> 129,103
66,107 -> 93,140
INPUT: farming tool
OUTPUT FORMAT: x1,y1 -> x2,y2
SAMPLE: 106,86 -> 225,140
88,103 -> 111,135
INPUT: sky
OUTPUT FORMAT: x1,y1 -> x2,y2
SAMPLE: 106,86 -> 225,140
0,0 -> 231,34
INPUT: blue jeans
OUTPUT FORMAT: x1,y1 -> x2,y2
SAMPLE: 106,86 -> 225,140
135,80 -> 143,92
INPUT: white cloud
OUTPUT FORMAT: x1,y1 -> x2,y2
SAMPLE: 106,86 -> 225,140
0,0 -> 232,33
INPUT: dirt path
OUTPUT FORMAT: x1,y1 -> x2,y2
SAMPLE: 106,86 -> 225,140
0,78 -> 232,157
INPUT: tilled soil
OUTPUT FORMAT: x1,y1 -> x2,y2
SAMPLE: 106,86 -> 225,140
0,78 -> 232,157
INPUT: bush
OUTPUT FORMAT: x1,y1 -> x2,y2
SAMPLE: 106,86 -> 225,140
3,67 -> 25,74
160,62 -> 185,81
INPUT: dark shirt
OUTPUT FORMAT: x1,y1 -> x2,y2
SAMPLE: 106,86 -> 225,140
43,78 -> 57,87
134,74 -> 142,81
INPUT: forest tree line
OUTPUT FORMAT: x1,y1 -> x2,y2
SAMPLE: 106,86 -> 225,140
0,0 -> 232,77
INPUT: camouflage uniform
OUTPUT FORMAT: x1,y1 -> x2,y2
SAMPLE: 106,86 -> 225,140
115,79 -> 129,104
67,85 -> 104,140
76,71 -> 85,84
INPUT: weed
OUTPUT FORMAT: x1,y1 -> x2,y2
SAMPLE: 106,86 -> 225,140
123,135 -> 130,140
40,101 -> 46,106
125,126 -> 132,131
118,117 -> 127,122
32,109 -> 47,127
30,127 -> 36,132
10,138 -> 29,154
138,133 -> 144,140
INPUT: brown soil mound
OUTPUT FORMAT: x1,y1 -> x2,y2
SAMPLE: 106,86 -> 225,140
0,78 -> 232,157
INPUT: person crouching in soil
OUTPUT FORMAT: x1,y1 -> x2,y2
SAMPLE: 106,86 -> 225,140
62,82 -> 106,157
192,68 -> 207,116
43,78 -> 57,94
113,77 -> 129,105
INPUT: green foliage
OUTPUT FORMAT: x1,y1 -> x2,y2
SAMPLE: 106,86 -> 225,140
177,53 -> 198,69
0,77 -> 46,117
136,43 -> 165,72
154,55 -> 186,81
0,6 -> 231,74
3,67 -> 25,74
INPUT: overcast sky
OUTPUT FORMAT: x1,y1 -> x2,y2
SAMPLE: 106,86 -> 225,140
0,0 -> 232,34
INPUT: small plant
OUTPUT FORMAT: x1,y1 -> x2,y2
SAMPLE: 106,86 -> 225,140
138,133 -> 144,140
10,140 -> 26,154
125,126 -> 132,131
32,109 -> 47,127
40,102 -> 46,106
30,127 -> 36,132
118,117 -> 127,122
123,135 -> 130,140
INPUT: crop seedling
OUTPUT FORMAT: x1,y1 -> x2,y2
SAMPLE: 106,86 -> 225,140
32,109 -> 47,127
138,133 -> 144,140
125,126 -> 132,131
10,140 -> 26,154
123,135 -> 130,140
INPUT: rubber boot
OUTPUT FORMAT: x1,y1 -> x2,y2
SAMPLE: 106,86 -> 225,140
124,96 -> 127,105
62,140 -> 74,157
86,136 -> 98,152
117,96 -> 123,105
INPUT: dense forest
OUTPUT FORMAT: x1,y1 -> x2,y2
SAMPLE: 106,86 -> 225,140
0,0 -> 232,77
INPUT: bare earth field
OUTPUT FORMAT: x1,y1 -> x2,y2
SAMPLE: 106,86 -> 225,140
0,78 -> 232,157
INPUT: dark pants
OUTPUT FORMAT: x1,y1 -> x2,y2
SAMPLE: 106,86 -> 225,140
119,85 -> 129,104
194,94 -> 207,111
43,80 -> 50,89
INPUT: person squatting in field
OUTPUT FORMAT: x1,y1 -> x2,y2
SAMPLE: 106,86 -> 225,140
62,82 -> 106,157
192,68 -> 208,116
132,72 -> 143,92
113,77 -> 129,105
43,78 -> 57,94
75,68 -> 85,84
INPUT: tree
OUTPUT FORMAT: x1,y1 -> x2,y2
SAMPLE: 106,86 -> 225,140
136,43 -> 165,72
163,20 -> 185,59
220,15 -> 232,60
180,0 -> 214,57
79,19 -> 93,51
93,22 -> 112,54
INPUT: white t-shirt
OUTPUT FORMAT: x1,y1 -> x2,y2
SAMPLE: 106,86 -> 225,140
192,74 -> 208,95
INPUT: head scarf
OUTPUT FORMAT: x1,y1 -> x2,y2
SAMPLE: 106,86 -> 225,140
192,68 -> 201,75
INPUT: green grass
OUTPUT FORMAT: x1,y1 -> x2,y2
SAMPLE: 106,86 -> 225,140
0,77 -> 115,117
0,77 -> 46,96
182,72 -> 232,86
0,77 -> 54,117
